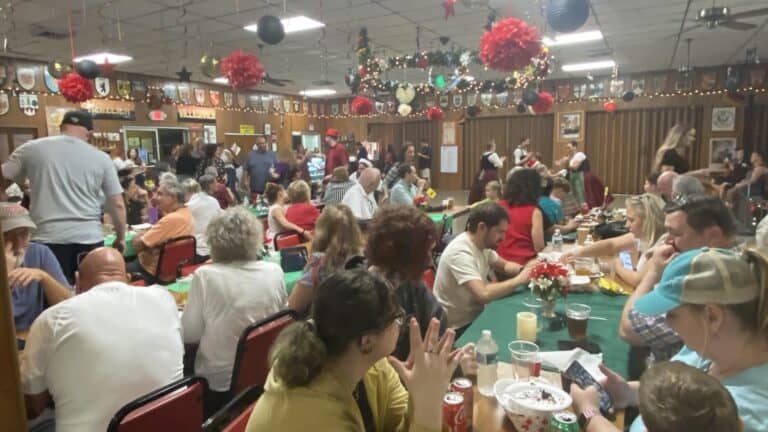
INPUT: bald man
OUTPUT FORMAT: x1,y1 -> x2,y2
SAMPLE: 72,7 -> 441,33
342,167 -> 381,219
20,247 -> 183,432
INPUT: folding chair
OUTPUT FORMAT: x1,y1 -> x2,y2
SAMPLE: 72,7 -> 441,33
154,235 -> 196,284
201,386 -> 262,432
273,231 -> 302,251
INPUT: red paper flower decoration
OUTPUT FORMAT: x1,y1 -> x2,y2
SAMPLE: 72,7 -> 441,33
603,100 -> 617,113
220,50 -> 265,90
427,106 -> 444,122
532,91 -> 554,115
351,96 -> 373,115
479,17 -> 542,73
59,73 -> 94,103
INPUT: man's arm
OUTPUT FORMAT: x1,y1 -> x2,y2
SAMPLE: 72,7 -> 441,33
464,272 -> 529,305
104,194 -> 126,252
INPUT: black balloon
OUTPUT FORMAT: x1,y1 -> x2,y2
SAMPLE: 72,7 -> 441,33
467,106 -> 481,117
516,103 -> 527,114
257,15 -> 285,45
622,91 -> 636,102
47,60 -> 71,79
493,80 -> 507,93
522,89 -> 539,105
75,60 -> 100,79
546,0 -> 590,33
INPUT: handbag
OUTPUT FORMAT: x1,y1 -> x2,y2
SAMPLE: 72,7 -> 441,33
280,246 -> 309,272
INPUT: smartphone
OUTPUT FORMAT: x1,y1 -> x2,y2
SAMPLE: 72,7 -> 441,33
562,360 -> 614,416
558,340 -> 602,354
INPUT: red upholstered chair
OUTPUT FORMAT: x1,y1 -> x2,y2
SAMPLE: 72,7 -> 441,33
229,310 -> 296,395
107,376 -> 208,432
201,386 -> 262,432
155,235 -> 196,284
422,267 -> 436,293
180,262 -> 206,278
273,231 -> 302,251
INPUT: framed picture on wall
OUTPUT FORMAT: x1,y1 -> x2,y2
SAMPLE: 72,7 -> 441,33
557,111 -> 583,141
264,123 -> 272,136
203,124 -> 217,144
709,137 -> 737,168
711,107 -> 736,132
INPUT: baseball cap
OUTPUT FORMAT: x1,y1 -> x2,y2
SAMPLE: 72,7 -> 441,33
0,203 -> 36,233
635,247 -> 759,315
60,110 -> 94,131
325,128 -> 339,138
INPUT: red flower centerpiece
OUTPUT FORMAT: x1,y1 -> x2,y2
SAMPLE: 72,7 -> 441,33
528,260 -> 570,317
479,17 -> 542,73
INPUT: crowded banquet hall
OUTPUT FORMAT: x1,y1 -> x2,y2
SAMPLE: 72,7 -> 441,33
2,0 -> 768,431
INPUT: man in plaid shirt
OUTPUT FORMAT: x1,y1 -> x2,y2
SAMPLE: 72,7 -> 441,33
619,195 -> 736,362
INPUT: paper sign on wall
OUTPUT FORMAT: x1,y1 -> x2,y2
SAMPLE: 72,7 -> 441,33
442,121 -> 456,145
239,124 -> 255,134
440,146 -> 458,173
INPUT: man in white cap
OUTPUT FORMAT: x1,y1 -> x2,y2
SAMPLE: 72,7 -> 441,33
2,110 -> 126,283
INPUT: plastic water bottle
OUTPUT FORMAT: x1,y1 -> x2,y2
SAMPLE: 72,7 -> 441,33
476,330 -> 498,397
552,228 -> 563,252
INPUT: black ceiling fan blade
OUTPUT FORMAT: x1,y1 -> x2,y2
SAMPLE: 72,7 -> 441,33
263,78 -> 287,87
728,7 -> 768,20
677,23 -> 704,35
719,20 -> 757,30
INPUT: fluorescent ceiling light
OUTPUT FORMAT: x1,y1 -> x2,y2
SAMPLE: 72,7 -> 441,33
542,30 -> 603,47
561,59 -> 616,72
300,89 -> 337,97
73,52 -> 133,64
244,16 -> 325,34
214,77 -> 229,84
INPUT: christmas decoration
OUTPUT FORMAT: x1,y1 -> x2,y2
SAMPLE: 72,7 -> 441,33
466,105 -> 481,117
603,100 -> 617,113
220,50 -> 265,90
546,0 -> 590,33
398,103 -> 412,116
395,84 -> 416,104
522,88 -> 540,105
479,17 -> 542,73
532,91 -> 554,114
622,90 -> 636,102
427,106 -> 444,121
351,96 -> 373,115
75,60 -> 100,79
200,54 -> 221,78
47,60 -> 71,79
176,66 -> 192,82
257,15 -> 285,45
59,72 -> 94,103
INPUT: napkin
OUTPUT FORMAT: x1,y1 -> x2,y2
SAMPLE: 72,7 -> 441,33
539,348 -> 606,381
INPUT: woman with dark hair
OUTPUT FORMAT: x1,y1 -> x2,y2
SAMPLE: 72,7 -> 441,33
246,270 -> 462,432
497,169 -> 545,265
264,183 -> 312,243
469,139 -> 506,204
175,144 -> 199,180
126,147 -> 146,188
365,205 -> 448,360
118,169 -> 148,225
196,144 -> 225,182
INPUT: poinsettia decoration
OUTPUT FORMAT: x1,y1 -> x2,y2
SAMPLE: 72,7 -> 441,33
528,261 -> 570,301
479,17 -> 542,73
351,96 -> 373,115
427,106 -> 444,121
532,91 -> 554,115
59,72 -> 94,103
220,50 -> 265,91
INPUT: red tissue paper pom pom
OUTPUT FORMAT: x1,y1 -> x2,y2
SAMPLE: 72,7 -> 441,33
479,17 -> 542,73
603,100 -> 617,113
59,73 -> 94,103
220,50 -> 265,91
427,106 -> 444,122
351,96 -> 373,115
532,91 -> 554,115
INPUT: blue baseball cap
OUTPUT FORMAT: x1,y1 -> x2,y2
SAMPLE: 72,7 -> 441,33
635,247 -> 760,315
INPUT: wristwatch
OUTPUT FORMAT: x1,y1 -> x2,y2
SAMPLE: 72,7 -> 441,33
578,407 -> 601,428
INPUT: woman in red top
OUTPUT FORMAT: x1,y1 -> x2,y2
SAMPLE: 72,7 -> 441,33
285,180 -> 320,233
497,169 -> 546,265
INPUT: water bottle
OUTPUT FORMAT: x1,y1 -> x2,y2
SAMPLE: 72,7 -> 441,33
552,228 -> 563,252
583,234 -> 597,272
476,330 -> 498,397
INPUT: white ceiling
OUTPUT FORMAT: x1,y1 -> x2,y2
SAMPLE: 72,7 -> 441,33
1,0 -> 767,96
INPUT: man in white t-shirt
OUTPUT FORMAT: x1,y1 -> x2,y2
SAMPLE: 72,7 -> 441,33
183,175 -> 223,259
20,247 -> 184,432
342,167 -> 381,220
434,202 -> 531,334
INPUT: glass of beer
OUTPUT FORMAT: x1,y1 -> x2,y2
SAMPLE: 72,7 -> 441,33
576,226 -> 589,245
566,303 -> 591,341
573,257 -> 594,276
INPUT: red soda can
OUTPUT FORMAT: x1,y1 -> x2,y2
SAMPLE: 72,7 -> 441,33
442,392 -> 467,432
451,378 -> 473,428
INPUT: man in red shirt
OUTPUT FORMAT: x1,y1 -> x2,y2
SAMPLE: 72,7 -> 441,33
324,128 -> 348,181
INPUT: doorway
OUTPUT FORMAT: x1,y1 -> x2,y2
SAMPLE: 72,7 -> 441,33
123,127 -> 189,165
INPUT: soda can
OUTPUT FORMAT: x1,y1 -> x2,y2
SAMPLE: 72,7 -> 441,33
442,392 -> 467,432
450,378 -> 473,428
549,411 -> 579,432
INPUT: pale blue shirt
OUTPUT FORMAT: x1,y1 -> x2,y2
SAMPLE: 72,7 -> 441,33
630,346 -> 768,432
390,179 -> 417,206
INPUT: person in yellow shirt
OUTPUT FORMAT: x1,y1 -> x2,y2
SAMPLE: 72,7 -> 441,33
246,269 -> 463,432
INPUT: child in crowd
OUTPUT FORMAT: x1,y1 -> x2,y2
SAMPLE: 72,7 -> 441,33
471,180 -> 502,207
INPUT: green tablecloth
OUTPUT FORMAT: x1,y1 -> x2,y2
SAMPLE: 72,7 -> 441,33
104,232 -> 137,258
166,270 -> 303,296
427,212 -> 453,230
248,206 -> 269,219
455,290 -> 631,379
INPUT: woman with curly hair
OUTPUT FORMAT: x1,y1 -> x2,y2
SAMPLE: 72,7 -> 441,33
288,205 -> 364,316
497,168 -> 545,265
365,205 -> 447,360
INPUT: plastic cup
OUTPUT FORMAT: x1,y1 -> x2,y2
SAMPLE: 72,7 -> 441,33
508,340 -> 541,378
566,303 -> 591,341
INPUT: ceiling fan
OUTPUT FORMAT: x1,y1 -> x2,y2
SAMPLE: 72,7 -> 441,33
311,47 -> 335,86
262,73 -> 294,87
682,2 -> 768,34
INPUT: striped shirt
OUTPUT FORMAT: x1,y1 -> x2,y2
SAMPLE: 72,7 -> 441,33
323,180 -> 356,206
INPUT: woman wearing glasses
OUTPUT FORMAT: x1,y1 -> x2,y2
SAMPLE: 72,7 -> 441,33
247,270 -> 463,432
561,194 -> 666,287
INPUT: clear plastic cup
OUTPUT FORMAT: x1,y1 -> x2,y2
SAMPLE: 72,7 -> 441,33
508,340 -> 541,379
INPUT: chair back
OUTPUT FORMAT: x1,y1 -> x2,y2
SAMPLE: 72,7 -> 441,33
202,386 -> 262,432
274,231 -> 301,251
107,376 -> 207,432
230,310 -> 296,394
422,267 -> 436,293
156,235 -> 196,284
